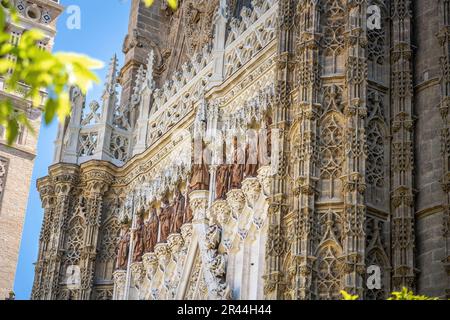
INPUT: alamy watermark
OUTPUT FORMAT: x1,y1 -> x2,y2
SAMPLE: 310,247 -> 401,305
62,3 -> 382,31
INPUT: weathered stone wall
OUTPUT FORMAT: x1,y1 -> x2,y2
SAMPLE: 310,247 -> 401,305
0,149 -> 35,299
414,0 -> 449,297
120,0 -> 171,109
0,116 -> 40,299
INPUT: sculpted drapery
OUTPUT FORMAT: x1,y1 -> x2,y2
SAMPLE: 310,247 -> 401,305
144,208 -> 159,253
116,226 -> 130,270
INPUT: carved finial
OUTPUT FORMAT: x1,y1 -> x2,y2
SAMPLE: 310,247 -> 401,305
219,0 -> 228,18
131,64 -> 146,105
143,50 -> 156,91
104,54 -> 119,95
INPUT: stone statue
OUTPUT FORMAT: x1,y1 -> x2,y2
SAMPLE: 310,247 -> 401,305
116,225 -> 130,270
215,164 -> 230,200
171,189 -> 185,234
244,137 -> 259,178
229,137 -> 244,189
190,141 -> 210,191
159,199 -> 172,242
190,163 -> 210,191
184,189 -> 193,223
132,215 -> 145,263
144,208 -> 159,253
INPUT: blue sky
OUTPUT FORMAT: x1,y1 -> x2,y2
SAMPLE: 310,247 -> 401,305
14,0 -> 131,300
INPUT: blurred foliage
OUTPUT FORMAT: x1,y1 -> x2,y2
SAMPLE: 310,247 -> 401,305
341,287 -> 441,300
143,0 -> 178,10
387,287 -> 440,300
340,290 -> 359,300
0,0 -> 102,145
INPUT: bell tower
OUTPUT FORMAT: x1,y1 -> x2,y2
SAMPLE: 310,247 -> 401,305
0,0 -> 63,299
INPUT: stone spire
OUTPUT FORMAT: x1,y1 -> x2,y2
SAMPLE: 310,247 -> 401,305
103,54 -> 119,97
133,51 -> 156,156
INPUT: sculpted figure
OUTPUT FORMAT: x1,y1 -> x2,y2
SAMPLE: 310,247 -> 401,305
258,115 -> 273,167
229,137 -> 244,189
171,189 -> 185,234
132,215 -> 145,263
215,164 -> 230,200
190,163 -> 210,191
244,134 -> 259,178
116,225 -> 130,270
184,189 -> 193,223
144,208 -> 159,253
190,141 -> 210,191
159,199 -> 172,242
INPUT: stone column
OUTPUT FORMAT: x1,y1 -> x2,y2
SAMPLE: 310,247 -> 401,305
263,0 -> 295,300
437,0 -> 450,299
45,165 -> 79,300
390,0 -> 417,291
31,178 -> 55,300
292,0 -> 322,300
190,190 -> 230,300
341,1 -> 368,297
79,169 -> 111,300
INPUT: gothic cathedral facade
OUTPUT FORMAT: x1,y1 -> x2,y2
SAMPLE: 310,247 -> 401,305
32,0 -> 450,300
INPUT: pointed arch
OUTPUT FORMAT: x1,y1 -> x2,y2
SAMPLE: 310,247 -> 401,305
318,111 -> 344,200
314,210 -> 344,300
63,215 -> 85,266
315,244 -> 342,300
320,0 -> 346,75
95,216 -> 120,282
366,91 -> 389,207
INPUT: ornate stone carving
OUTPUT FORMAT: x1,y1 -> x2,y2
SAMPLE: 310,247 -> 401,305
226,189 -> 245,220
189,190 -> 209,222
113,270 -> 127,300
167,233 -> 184,262
130,262 -> 144,287
257,165 -> 272,197
155,243 -> 170,272
241,178 -> 262,209
210,200 -> 231,227
142,253 -> 158,281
